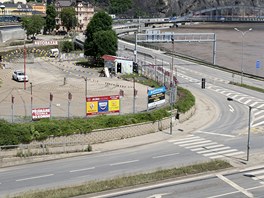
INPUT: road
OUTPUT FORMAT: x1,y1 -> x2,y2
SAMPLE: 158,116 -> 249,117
91,166 -> 264,198
1,35 -> 264,197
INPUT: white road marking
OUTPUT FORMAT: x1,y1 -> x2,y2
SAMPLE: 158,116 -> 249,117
203,149 -> 237,157
110,160 -> 139,166
250,102 -> 259,107
69,167 -> 95,173
253,114 -> 264,121
216,174 -> 254,198
172,138 -> 205,145
244,99 -> 252,105
252,120 -> 264,127
16,174 -> 54,182
146,193 -> 170,198
210,151 -> 244,159
167,135 -> 196,143
179,140 -> 212,147
252,175 -> 264,180
254,109 -> 264,116
185,142 -> 217,149
206,190 -> 239,198
197,147 -> 230,154
196,131 -> 236,138
152,153 -> 179,159
229,105 -> 234,113
244,169 -> 264,175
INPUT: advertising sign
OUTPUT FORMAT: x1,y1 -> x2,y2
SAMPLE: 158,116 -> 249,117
86,95 -> 120,115
148,86 -> 166,108
32,108 -> 50,120
34,40 -> 58,46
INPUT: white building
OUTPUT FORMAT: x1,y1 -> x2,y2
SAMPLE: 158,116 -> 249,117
0,0 -> 27,4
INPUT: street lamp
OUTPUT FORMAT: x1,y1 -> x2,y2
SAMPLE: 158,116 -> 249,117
227,97 -> 252,161
0,5 -> 5,16
234,27 -> 252,85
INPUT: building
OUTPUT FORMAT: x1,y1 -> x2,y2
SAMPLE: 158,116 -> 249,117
55,0 -> 94,32
0,2 -> 45,17
0,0 -> 27,4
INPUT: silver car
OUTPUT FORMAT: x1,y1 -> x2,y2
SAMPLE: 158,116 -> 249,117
12,70 -> 29,82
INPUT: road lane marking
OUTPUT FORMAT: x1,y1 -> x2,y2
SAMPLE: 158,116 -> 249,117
16,174 -> 54,182
216,174 -> 254,198
244,99 -> 252,105
253,175 -> 264,180
185,142 -> 217,149
196,131 -> 236,138
252,120 -> 264,127
167,136 -> 199,143
229,105 -> 234,113
172,138 -> 205,145
203,149 -> 237,157
110,160 -> 139,166
197,146 -> 230,154
69,167 -> 95,173
244,169 -> 264,175
178,140 -> 212,147
207,190 -> 239,198
152,153 -> 179,159
210,151 -> 244,159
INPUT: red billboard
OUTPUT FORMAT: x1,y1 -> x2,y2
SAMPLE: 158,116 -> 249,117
32,108 -> 51,120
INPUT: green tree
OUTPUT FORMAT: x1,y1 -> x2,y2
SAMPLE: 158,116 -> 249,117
60,7 -> 77,32
61,41 -> 74,53
93,30 -> 117,57
109,0 -> 132,14
84,11 -> 117,59
21,15 -> 45,38
45,4 -> 57,34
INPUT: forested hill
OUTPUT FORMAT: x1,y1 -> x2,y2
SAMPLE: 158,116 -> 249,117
92,0 -> 264,18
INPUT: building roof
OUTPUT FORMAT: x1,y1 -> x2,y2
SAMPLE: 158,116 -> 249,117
102,55 -> 131,62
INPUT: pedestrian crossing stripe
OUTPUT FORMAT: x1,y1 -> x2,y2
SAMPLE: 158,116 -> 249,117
169,135 -> 244,159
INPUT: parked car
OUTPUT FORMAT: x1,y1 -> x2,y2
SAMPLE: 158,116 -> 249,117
12,70 -> 29,82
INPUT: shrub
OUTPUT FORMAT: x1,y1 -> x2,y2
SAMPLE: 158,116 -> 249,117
61,41 -> 74,53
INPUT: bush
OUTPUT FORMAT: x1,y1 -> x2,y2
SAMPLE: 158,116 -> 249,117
0,86 -> 194,146
61,41 -> 74,53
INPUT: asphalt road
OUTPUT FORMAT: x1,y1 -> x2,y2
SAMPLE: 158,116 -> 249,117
1,42 -> 264,197
92,166 -> 264,198
1,29 -> 264,197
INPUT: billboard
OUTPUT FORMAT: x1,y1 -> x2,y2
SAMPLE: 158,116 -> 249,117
86,95 -> 120,115
32,108 -> 51,120
148,86 -> 166,108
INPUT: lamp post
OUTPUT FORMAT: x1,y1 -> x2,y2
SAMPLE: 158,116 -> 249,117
24,32 -> 27,90
0,5 -> 5,16
227,97 -> 252,161
234,28 -> 252,85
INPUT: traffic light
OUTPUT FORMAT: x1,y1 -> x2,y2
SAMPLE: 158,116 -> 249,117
201,78 -> 206,89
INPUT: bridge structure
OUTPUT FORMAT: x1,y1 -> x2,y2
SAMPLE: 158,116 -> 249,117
145,5 -> 264,26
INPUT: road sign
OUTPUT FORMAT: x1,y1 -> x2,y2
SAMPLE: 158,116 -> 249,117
256,60 -> 261,69
34,40 -> 58,46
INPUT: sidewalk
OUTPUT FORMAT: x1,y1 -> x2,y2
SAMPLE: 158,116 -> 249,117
2,86 -> 263,168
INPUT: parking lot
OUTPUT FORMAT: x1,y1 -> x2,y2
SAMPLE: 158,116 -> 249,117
0,55 -> 149,122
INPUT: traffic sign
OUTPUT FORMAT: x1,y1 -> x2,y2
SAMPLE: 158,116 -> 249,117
256,60 -> 261,69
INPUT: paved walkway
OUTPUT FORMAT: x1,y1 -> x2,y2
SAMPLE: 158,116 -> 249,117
1,77 -> 264,171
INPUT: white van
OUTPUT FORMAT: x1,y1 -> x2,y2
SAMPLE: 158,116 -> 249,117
50,48 -> 60,57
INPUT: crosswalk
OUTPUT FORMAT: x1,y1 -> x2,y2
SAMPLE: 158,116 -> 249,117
168,135 -> 244,159
243,168 -> 264,185
208,85 -> 264,127
177,71 -> 264,127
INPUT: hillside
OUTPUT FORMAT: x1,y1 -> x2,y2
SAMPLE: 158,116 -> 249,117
94,0 -> 264,17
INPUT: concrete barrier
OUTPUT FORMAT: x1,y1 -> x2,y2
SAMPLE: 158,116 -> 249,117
0,27 -> 25,43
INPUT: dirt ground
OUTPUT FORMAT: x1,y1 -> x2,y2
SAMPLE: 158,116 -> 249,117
0,57 -> 149,122
159,22 -> 264,78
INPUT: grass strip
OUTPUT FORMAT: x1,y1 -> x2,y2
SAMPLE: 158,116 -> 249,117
229,82 -> 264,93
14,160 -> 231,198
